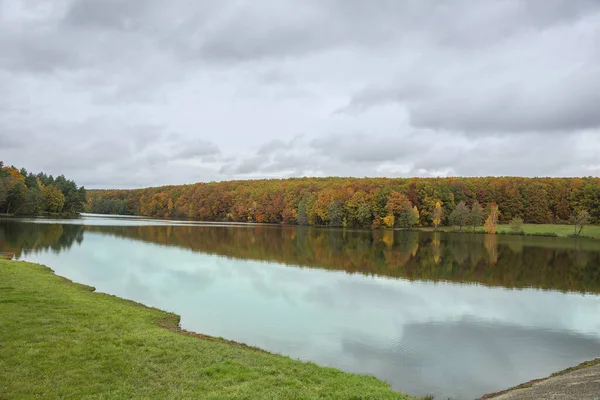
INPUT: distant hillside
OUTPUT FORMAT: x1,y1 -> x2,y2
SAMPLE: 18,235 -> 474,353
87,177 -> 600,227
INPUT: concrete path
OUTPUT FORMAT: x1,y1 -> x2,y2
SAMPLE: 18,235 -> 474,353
481,364 -> 600,400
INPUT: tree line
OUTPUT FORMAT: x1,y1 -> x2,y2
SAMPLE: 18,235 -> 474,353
0,162 -> 87,216
87,176 -> 600,227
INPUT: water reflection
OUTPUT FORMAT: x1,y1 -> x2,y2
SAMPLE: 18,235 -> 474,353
2,217 -> 600,399
0,220 -> 84,256
3,218 -> 600,294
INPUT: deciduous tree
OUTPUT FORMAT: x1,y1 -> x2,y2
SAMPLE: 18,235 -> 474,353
484,203 -> 499,234
385,192 -> 410,222
509,216 -> 523,234
42,185 -> 66,213
85,176 -> 600,228
401,205 -> 419,229
470,200 -> 484,230
5,180 -> 26,214
327,201 -> 344,227
570,210 -> 590,237
432,201 -> 443,229
382,214 -> 395,228
0,179 -> 6,208
449,201 -> 470,231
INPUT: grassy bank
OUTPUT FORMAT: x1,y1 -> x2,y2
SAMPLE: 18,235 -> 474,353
422,224 -> 600,239
0,260 -> 412,399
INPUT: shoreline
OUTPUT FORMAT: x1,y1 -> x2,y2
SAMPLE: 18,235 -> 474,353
9,212 -> 600,241
0,259 -> 413,400
1,259 -> 598,399
478,358 -> 600,399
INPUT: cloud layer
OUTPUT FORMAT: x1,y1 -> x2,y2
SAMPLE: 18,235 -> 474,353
1,0 -> 599,188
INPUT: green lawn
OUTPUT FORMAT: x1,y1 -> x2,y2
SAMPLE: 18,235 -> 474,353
423,224 -> 600,239
0,260 -> 412,400
500,224 -> 600,239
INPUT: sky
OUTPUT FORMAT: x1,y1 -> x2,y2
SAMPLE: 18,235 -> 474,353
1,0 -> 599,189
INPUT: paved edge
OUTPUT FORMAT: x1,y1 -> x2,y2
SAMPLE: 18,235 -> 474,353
477,358 -> 600,399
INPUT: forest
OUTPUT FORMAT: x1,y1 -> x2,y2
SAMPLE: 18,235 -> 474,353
87,176 -> 600,227
0,162 -> 87,216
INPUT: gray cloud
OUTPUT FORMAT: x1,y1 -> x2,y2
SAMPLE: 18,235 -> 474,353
64,0 -> 154,31
169,137 -> 222,161
0,130 -> 28,149
220,156 -> 266,175
256,139 -> 288,156
195,0 -> 600,62
1,0 -> 599,187
310,133 -> 427,164
343,65 -> 600,134
218,131 -> 599,179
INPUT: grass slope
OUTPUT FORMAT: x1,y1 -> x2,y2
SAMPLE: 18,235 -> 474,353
0,260 -> 411,400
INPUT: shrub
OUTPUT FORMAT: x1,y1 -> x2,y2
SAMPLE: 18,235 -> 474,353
509,216 -> 524,234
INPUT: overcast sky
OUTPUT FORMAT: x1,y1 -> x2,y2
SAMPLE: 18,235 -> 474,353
1,0 -> 599,188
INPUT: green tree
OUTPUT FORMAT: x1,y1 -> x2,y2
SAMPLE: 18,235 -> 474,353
345,191 -> 372,228
409,206 -> 420,229
470,200 -> 485,230
449,201 -> 470,231
399,205 -> 419,229
21,187 -> 44,215
5,180 -> 26,214
570,209 -> 590,237
42,185 -> 66,213
52,175 -> 86,214
509,216 -> 524,234
0,179 -> 6,209
296,194 -> 312,225
356,203 -> 373,228
327,201 -> 344,227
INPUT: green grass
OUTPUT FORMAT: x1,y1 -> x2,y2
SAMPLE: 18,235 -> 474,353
549,358 -> 600,378
0,260 -> 412,400
424,224 -> 600,239
505,224 -> 600,239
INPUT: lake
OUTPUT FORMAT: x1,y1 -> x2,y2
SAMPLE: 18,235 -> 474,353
2,214 -> 600,399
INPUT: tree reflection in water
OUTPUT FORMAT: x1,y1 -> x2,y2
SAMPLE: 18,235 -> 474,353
2,219 -> 600,294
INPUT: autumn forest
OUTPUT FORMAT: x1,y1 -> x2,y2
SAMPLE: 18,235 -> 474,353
87,176 -> 600,228
0,162 -> 86,216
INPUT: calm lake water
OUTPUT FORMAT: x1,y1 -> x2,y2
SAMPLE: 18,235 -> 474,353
2,215 -> 600,399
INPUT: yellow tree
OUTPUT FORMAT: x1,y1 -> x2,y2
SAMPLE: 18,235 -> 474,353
407,206 -> 420,229
42,185 -> 65,213
383,214 -> 395,228
484,203 -> 499,234
2,166 -> 25,182
432,201 -> 443,229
